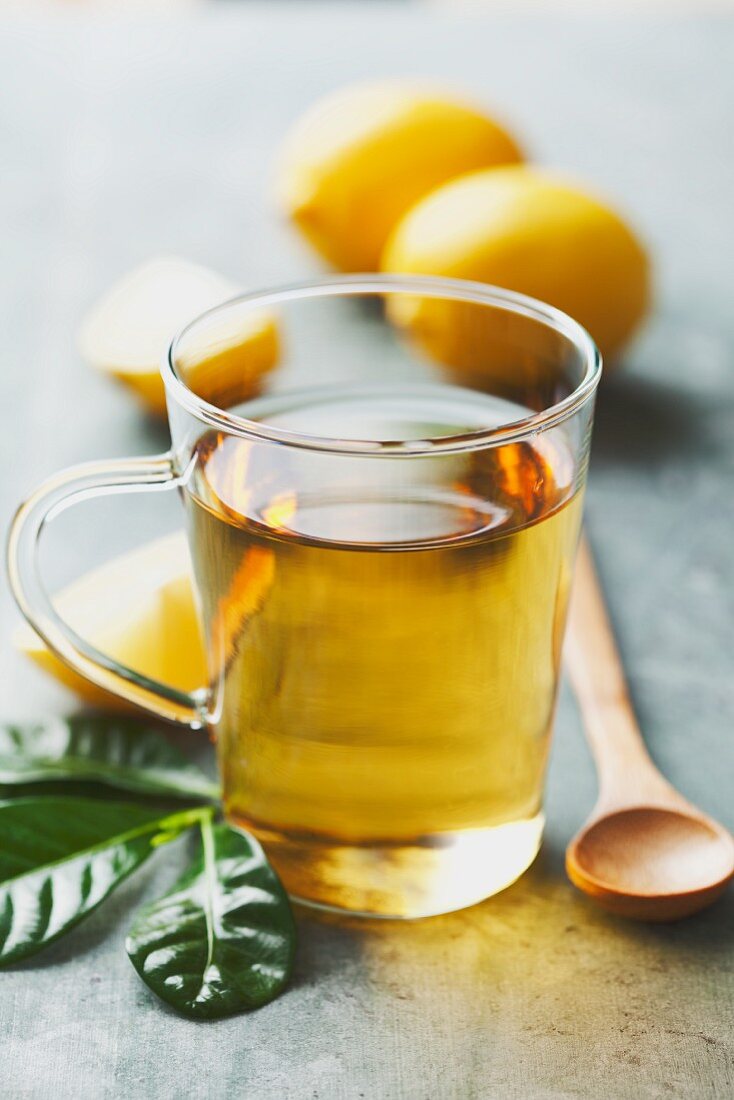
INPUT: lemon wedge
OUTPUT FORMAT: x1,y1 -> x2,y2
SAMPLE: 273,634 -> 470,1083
78,257 -> 278,416
15,532 -> 205,710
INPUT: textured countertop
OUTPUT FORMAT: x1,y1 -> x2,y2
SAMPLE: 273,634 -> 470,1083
1,5 -> 733,1098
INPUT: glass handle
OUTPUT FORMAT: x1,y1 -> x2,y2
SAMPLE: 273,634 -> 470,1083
7,453 -> 210,729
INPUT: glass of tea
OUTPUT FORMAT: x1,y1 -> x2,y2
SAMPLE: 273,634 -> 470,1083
8,276 -> 601,918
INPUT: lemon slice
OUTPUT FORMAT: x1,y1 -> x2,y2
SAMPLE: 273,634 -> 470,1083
79,257 -> 278,416
15,532 -> 205,710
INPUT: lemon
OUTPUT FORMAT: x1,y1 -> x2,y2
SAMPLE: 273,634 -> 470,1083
79,257 -> 279,416
277,81 -> 522,271
15,533 -> 205,710
382,166 -> 650,365
16,530 -> 278,712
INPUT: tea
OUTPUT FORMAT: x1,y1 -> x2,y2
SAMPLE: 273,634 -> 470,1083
185,388 -> 582,916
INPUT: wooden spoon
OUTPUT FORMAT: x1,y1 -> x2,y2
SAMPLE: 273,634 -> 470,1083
565,535 -> 734,921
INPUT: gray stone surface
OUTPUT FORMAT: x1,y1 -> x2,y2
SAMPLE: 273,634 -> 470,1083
1,5 -> 733,1098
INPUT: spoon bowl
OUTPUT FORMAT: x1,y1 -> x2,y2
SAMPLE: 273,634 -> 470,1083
567,806 -> 734,921
565,537 -> 734,921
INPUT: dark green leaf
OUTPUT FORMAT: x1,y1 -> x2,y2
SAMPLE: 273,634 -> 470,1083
0,716 -> 219,801
126,821 -> 295,1019
0,797 -> 203,965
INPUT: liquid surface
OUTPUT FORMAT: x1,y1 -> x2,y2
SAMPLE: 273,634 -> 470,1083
184,387 -> 583,916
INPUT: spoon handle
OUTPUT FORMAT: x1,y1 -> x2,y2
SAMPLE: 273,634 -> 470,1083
566,534 -> 670,807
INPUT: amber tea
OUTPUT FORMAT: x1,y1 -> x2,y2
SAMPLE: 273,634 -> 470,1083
9,278 -> 599,918
185,387 -> 583,917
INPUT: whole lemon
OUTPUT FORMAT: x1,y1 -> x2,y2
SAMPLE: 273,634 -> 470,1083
277,81 -> 522,271
382,166 -> 650,364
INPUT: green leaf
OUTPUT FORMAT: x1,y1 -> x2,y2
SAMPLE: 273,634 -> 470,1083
0,797 -> 204,965
0,716 -> 219,801
126,820 -> 296,1019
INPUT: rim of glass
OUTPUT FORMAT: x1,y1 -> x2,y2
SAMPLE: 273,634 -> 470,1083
165,274 -> 601,456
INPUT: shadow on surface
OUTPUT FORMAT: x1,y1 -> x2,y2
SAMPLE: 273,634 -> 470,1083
138,414 -> 174,455
604,887 -> 734,953
591,369 -> 718,467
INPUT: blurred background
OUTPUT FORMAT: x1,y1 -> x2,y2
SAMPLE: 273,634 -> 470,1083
4,0 -> 734,8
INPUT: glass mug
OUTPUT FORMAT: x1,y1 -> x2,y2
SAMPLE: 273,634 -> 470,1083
8,276 -> 601,918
